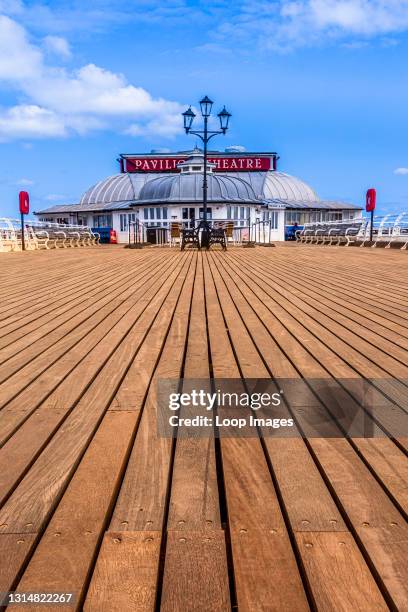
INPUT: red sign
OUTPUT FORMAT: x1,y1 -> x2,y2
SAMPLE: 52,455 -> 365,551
366,188 -> 376,212
19,191 -> 29,215
125,156 -> 272,173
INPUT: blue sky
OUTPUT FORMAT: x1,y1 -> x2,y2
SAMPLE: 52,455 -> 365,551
1,0 -> 408,217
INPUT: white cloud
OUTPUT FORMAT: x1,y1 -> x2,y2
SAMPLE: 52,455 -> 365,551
28,64 -> 182,119
0,0 -> 23,14
45,194 -> 66,201
216,0 -> 408,51
0,15 -> 184,140
43,35 -> 72,59
0,105 -> 67,140
125,113 -> 183,138
16,177 -> 34,185
0,15 -> 42,80
394,167 -> 408,175
306,0 -> 408,34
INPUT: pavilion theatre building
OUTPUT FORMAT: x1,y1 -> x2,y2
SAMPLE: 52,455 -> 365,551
35,147 -> 362,243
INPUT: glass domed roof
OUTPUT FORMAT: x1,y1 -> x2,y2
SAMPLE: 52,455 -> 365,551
137,172 -> 260,204
263,171 -> 318,202
78,150 -> 318,207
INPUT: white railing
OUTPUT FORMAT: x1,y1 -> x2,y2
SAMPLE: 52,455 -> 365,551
0,218 -> 100,252
296,214 -> 408,250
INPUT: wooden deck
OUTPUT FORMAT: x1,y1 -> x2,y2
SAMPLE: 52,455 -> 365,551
0,244 -> 407,611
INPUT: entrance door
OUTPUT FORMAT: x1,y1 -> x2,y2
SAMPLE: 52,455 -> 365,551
182,207 -> 195,228
146,228 -> 157,244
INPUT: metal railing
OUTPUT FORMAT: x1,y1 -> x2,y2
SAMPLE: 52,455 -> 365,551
296,213 -> 408,249
128,217 -> 278,247
0,218 -> 100,252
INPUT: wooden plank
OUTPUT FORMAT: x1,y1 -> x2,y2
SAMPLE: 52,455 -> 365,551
167,253 -> 221,531
264,248 -> 408,305
254,266 -> 408,378
244,249 -> 408,325
264,438 -> 347,532
296,532 -> 388,611
207,254 -> 344,527
84,531 -> 161,612
0,255 -> 192,535
230,528 -> 309,612
11,257 -> 194,607
354,523 -> 408,610
160,531 -> 230,612
220,252 -> 408,438
351,438 -> 408,514
1,246 -> 407,611
13,412 -> 137,608
108,254 -> 197,533
0,258 -> 188,506
208,252 -> 403,609
0,534 -> 37,593
0,254 -> 181,445
203,253 -> 310,611
84,256 -> 197,610
161,254 -> 229,609
0,251 -> 127,315
251,256 -> 408,346
0,253 -> 173,386
0,253 -> 140,337
309,437 -> 408,609
0,252 -> 171,366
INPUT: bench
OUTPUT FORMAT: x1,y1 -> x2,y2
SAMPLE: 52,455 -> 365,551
180,223 -> 227,250
180,226 -> 200,250
0,218 -> 19,252
297,220 -> 367,247
0,219 -> 100,251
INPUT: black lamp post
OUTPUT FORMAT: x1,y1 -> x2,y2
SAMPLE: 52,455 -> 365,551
182,96 -> 231,248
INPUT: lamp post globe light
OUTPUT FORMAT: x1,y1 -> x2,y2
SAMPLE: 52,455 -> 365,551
182,96 -> 232,248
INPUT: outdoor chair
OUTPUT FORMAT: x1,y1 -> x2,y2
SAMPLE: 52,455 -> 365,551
170,222 -> 181,247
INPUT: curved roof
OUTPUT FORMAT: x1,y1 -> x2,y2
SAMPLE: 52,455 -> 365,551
78,167 -> 318,207
137,173 -> 259,204
79,173 -> 164,205
263,172 -> 318,202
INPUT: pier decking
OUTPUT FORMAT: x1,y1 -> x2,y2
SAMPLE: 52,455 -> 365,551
0,245 -> 407,611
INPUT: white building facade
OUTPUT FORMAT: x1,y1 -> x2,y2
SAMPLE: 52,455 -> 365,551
35,147 -> 362,243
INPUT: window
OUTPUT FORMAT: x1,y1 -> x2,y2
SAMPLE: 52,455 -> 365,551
270,211 -> 278,229
92,214 -> 112,228
141,207 -> 169,226
120,213 -> 137,232
199,207 -> 212,220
